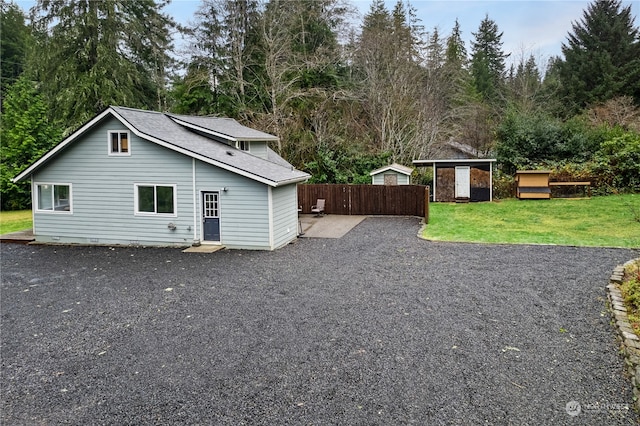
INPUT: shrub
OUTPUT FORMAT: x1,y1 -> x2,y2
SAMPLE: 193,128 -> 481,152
593,132 -> 640,192
495,110 -> 563,174
622,261 -> 640,317
493,170 -> 515,199
304,145 -> 392,184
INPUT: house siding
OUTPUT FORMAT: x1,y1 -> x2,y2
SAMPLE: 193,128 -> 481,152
372,172 -> 410,185
32,117 -> 195,246
194,159 -> 271,250
270,184 -> 299,249
248,141 -> 268,160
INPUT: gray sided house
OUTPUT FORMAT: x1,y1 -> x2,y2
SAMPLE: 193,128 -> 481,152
13,106 -> 310,250
370,163 -> 413,185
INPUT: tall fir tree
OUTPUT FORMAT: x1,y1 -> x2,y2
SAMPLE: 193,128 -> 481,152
426,27 -> 445,71
31,0 -> 177,132
0,1 -> 30,109
445,18 -> 467,68
558,0 -> 640,114
470,15 -> 508,104
178,0 -> 261,116
443,18 -> 471,106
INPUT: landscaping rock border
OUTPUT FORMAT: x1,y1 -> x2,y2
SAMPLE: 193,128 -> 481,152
607,258 -> 640,412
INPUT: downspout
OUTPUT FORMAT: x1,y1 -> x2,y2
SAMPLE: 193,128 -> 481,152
268,186 -> 274,250
192,158 -> 199,244
490,161 -> 493,202
31,176 -> 36,236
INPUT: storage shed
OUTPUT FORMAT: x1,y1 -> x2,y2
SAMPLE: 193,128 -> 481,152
369,163 -> 413,185
412,159 -> 496,202
515,170 -> 551,199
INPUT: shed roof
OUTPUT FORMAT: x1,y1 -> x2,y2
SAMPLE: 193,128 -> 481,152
14,106 -> 309,187
515,170 -> 552,174
413,158 -> 497,167
369,163 -> 414,176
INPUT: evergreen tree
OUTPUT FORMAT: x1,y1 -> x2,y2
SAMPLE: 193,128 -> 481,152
470,15 -> 508,104
445,18 -> 467,68
31,0 -> 177,132
0,75 -> 60,210
181,0 -> 261,116
443,18 -> 471,104
169,63 -> 218,115
538,55 -> 564,116
558,0 -> 640,114
426,27 -> 445,71
0,1 -> 30,109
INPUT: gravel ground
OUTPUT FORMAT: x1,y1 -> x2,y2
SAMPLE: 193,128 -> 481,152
2,217 -> 639,425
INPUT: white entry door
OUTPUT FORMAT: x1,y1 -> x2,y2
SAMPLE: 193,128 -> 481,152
455,166 -> 471,198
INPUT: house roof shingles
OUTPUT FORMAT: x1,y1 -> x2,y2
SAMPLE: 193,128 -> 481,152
166,113 -> 279,141
15,106 -> 309,187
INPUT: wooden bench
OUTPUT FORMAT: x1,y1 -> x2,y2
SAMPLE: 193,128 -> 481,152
548,181 -> 591,198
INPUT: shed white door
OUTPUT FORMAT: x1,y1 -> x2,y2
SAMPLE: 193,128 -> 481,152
455,166 -> 471,198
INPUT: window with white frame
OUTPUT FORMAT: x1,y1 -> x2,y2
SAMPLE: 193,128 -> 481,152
109,131 -> 130,155
236,140 -> 249,151
36,183 -> 72,213
135,184 -> 176,215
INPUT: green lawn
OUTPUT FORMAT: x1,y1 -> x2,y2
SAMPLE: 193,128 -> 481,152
0,210 -> 33,234
423,194 -> 640,248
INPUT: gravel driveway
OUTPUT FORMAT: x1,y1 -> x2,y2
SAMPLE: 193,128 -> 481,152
2,217 -> 639,425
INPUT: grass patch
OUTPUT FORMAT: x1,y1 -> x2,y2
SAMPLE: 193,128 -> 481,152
423,194 -> 640,248
0,210 -> 32,234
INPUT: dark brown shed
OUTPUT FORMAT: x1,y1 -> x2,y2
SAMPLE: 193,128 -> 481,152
412,159 -> 497,202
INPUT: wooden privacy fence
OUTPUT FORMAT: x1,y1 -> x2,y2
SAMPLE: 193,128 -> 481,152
298,184 -> 429,222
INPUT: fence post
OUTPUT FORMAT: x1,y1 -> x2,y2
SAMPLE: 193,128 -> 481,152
424,186 -> 430,224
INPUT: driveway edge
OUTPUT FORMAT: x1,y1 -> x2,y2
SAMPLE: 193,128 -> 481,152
606,258 -> 640,412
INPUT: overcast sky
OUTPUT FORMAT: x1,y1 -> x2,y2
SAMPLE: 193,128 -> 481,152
15,0 -> 639,69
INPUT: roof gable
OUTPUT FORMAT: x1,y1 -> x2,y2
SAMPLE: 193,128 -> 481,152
14,106 -> 309,187
369,163 -> 414,176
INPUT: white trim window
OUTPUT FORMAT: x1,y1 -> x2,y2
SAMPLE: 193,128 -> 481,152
35,183 -> 72,213
236,140 -> 250,151
108,130 -> 130,155
135,184 -> 177,216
